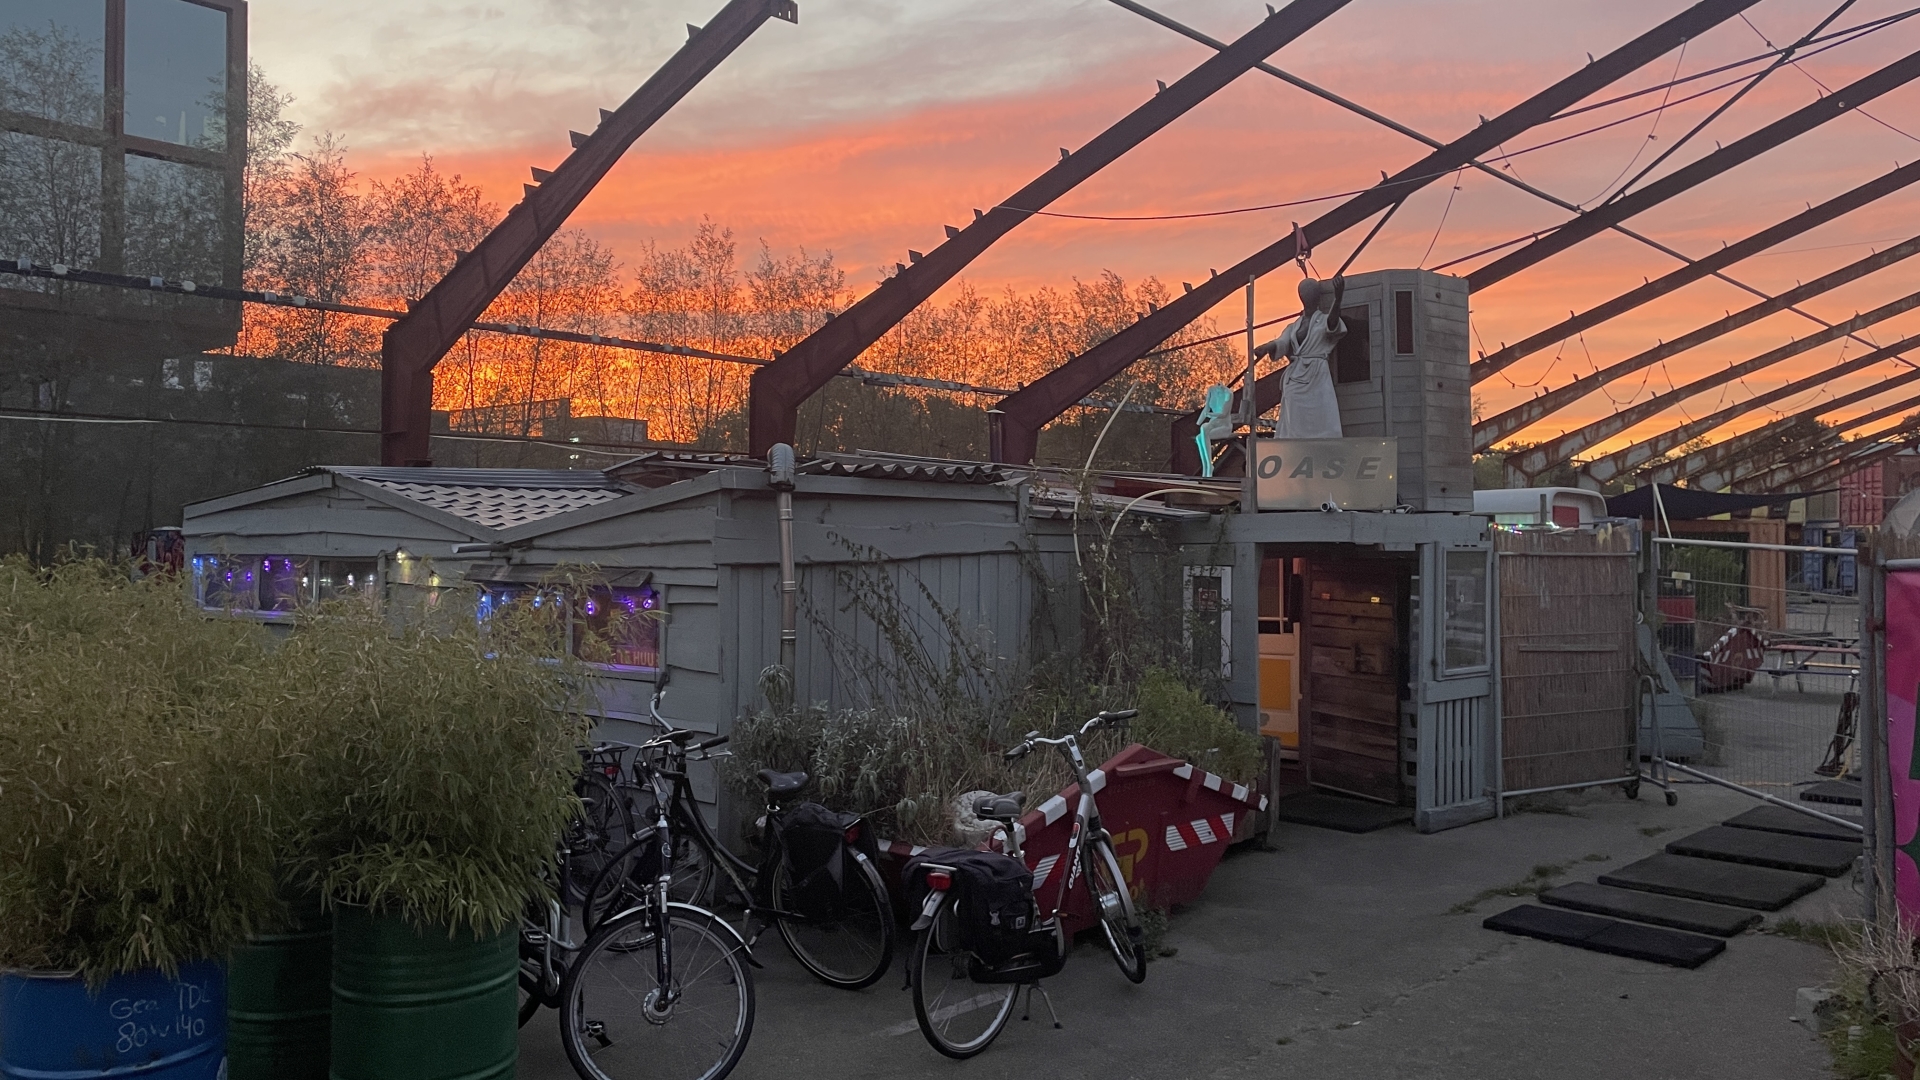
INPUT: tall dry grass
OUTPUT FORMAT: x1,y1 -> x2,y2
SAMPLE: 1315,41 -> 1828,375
0,556 -> 593,980
0,557 -> 282,978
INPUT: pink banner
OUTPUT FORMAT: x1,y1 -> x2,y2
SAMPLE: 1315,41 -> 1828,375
1889,570 -> 1920,924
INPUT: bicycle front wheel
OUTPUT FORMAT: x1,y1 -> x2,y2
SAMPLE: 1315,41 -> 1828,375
560,906 -> 755,1080
910,893 -> 1015,1059
773,850 -> 894,989
1086,836 -> 1147,984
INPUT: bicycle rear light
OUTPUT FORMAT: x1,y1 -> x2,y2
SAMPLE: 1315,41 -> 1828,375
843,823 -> 863,845
925,870 -> 952,891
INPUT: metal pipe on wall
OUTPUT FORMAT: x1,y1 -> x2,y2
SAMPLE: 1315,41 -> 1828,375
768,444 -> 799,680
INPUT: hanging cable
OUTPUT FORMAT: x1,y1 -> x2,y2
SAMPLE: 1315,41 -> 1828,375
1576,40 -> 1689,207
1417,168 -> 1466,268
1603,0 -> 1860,205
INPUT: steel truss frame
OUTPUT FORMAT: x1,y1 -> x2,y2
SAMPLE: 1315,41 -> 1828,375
740,0 -> 1353,457
986,0 -> 1763,465
378,0 -> 796,466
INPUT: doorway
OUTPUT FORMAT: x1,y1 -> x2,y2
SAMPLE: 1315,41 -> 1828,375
1301,557 -> 1410,804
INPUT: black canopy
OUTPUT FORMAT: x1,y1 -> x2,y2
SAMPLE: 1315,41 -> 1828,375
1604,483 -> 1823,521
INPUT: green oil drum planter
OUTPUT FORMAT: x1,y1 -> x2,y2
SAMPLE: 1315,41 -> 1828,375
0,961 -> 227,1080
328,908 -> 517,1080
228,898 -> 333,1080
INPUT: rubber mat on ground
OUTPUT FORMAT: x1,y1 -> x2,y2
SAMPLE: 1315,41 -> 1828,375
1483,904 -> 1725,968
1721,805 -> 1862,843
1539,882 -> 1761,937
1271,792 -> 1411,833
1666,825 -> 1859,877
1598,853 -> 1825,911
1799,780 -> 1863,806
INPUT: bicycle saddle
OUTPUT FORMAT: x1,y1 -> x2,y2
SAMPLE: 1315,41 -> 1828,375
757,769 -> 809,798
973,791 -> 1024,822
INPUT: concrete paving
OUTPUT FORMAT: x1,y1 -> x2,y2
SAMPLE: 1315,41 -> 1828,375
520,782 -> 1849,1079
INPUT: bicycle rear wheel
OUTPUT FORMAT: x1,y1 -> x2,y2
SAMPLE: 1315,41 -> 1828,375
566,774 -> 633,905
560,906 -> 755,1080
773,850 -> 894,989
909,894 -> 1015,1059
1086,836 -> 1147,984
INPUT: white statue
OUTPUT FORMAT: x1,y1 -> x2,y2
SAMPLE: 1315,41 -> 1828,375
1255,275 -> 1346,439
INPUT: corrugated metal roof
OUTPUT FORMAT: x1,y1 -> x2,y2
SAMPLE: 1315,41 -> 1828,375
804,456 -> 1003,484
326,466 -> 631,531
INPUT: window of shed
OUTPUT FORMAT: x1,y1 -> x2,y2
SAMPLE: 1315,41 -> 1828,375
192,553 -> 256,609
1442,549 -> 1488,672
575,586 -> 660,670
256,555 -> 310,612
317,559 -> 377,601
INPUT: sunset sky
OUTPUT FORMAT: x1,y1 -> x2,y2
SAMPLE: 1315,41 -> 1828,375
249,0 -> 1920,457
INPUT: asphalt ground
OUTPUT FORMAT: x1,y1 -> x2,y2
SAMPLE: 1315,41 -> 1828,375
520,781 -> 1845,1080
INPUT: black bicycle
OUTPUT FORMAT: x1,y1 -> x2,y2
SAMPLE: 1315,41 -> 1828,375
583,689 -> 896,990
905,709 -> 1146,1058
520,742 -> 757,1080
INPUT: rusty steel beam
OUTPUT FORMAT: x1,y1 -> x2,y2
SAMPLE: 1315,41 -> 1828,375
1479,238 -> 1920,455
1505,289 -> 1920,482
379,0 -> 796,466
1582,333 -> 1920,485
1758,432 -> 1920,494
1735,414 -> 1920,492
1120,2 -> 1920,391
1693,380 -> 1920,491
986,0 -> 1761,465
1582,332 -> 1920,484
741,0 -> 1352,457
1472,162 -> 1920,385
1464,50 -> 1920,294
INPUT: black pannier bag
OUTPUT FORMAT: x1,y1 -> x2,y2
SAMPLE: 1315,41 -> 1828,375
780,801 -> 860,920
906,848 -> 1034,967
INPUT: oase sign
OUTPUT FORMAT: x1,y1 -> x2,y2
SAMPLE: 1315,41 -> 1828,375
1251,438 -> 1399,511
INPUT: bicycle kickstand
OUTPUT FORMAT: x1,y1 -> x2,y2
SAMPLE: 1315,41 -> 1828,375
1021,982 -> 1062,1029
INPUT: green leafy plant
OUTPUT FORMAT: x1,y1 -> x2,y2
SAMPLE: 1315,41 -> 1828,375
0,556 -> 284,980
1131,668 -> 1260,785
282,586 -> 593,937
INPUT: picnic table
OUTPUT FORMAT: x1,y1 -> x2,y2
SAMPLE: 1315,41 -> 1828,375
1763,639 -> 1859,691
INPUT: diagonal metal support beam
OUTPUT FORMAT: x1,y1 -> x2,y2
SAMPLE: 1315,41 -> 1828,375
1479,237 -> 1920,455
1786,437 -> 1920,494
1464,49 -> 1920,292
1735,414 -> 1920,492
1693,378 -> 1920,490
1584,333 -> 1920,485
1505,288 -> 1920,481
987,0 -> 1762,465
742,0 -> 1352,457
1472,161 -> 1920,384
379,0 -> 796,466
1109,0 -> 1920,390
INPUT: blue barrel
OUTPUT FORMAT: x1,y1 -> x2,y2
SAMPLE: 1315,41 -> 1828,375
0,960 -> 226,1080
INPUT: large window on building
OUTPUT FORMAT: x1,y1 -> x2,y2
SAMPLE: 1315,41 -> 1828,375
0,0 -> 239,291
123,0 -> 228,150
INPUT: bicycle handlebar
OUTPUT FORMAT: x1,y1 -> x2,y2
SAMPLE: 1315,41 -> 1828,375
1005,708 -> 1138,760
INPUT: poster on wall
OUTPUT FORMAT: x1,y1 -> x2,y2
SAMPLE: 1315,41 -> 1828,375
1890,570 -> 1920,926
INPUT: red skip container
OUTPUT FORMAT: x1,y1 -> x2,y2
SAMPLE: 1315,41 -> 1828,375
880,744 -> 1266,934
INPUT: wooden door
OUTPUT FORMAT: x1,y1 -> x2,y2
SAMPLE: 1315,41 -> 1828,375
1304,561 -> 1404,803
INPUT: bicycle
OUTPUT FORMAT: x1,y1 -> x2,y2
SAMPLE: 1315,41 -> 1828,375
520,744 -> 757,1080
583,688 -> 896,990
905,709 -> 1147,1058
